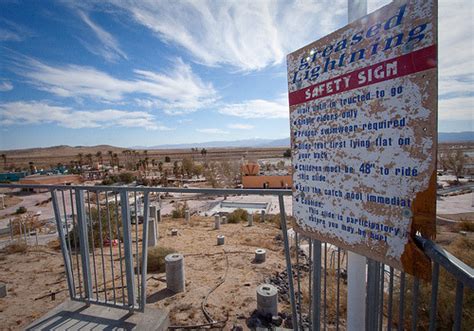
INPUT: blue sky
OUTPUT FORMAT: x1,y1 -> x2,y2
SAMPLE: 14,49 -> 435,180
0,0 -> 472,149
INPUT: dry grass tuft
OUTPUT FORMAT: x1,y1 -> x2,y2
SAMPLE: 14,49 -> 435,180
3,242 -> 28,254
457,219 -> 474,232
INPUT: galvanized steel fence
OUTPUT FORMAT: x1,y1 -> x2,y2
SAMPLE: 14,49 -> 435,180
1,184 -> 472,330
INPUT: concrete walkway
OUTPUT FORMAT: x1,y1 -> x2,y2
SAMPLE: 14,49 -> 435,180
26,300 -> 169,330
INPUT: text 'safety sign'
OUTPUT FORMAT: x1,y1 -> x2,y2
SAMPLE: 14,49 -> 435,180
287,0 -> 437,278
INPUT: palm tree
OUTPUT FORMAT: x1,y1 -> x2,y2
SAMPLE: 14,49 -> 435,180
201,148 -> 207,159
85,153 -> 93,165
113,153 -> 119,168
77,153 -> 84,167
108,150 -> 113,165
1,154 -> 6,170
96,151 -> 103,165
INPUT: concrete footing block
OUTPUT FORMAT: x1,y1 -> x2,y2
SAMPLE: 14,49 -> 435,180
248,214 -> 253,227
257,284 -> 278,317
148,218 -> 158,247
171,229 -> 178,236
221,216 -> 227,224
214,215 -> 220,230
217,235 -> 225,245
165,253 -> 185,293
255,249 -> 266,263
185,210 -> 190,223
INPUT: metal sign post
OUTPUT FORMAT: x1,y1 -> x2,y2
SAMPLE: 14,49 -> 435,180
346,3 -> 368,331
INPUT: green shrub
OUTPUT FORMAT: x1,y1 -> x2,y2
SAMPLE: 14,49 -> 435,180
146,246 -> 176,273
171,202 -> 187,219
227,208 -> 248,223
15,206 -> 27,214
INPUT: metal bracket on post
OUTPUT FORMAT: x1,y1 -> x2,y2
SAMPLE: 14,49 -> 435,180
51,189 -> 75,299
75,188 -> 93,303
140,192 -> 150,312
120,190 -> 136,312
278,195 -> 299,331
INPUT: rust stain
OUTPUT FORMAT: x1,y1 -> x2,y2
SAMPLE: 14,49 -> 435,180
400,170 -> 437,280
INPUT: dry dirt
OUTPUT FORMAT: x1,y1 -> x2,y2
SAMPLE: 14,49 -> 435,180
0,217 -> 297,330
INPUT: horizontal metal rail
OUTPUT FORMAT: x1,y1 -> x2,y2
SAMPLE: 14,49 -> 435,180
0,183 -> 292,196
416,236 -> 474,288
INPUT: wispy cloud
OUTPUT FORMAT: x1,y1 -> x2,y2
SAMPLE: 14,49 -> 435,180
439,96 -> 474,121
77,10 -> 127,62
228,123 -> 254,130
106,0 -> 346,71
0,81 -> 13,92
13,56 -> 218,114
0,101 -> 172,130
0,19 -> 33,42
219,95 -> 289,119
196,128 -> 229,134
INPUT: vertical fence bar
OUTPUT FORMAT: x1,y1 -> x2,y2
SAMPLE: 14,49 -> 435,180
379,264 -> 385,331
323,243 -> 327,331
453,280 -> 464,331
120,190 -> 136,311
398,272 -> 406,331
86,191 -> 99,300
61,190 -> 76,295
387,267 -> 394,331
75,188 -> 93,302
51,190 -> 75,299
134,191 -> 141,309
105,192 -> 117,304
140,192 -> 150,312
411,278 -> 420,331
312,239 -> 321,331
69,189 -> 83,298
114,192 -> 126,305
309,239 -> 313,331
295,232 -> 303,327
278,195 -> 298,331
96,191 -> 108,302
336,247 -> 341,331
428,263 -> 439,331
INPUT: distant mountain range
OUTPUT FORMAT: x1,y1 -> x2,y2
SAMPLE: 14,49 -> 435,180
438,132 -> 473,143
133,132 -> 472,149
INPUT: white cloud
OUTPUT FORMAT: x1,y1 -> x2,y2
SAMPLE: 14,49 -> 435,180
219,96 -> 289,119
0,19 -> 33,42
15,57 -> 218,114
439,96 -> 474,121
228,123 -> 254,130
77,10 -> 127,62
0,81 -> 13,92
0,101 -> 172,130
106,0 -> 346,71
196,128 -> 229,134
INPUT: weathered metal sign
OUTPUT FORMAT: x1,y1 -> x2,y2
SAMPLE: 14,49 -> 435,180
288,0 -> 437,278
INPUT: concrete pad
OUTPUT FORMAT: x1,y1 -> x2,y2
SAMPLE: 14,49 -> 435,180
25,300 -> 169,331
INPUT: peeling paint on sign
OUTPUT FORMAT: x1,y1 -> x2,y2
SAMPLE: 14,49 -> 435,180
287,0 -> 437,279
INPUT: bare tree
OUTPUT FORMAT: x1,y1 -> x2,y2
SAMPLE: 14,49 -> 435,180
441,150 -> 466,183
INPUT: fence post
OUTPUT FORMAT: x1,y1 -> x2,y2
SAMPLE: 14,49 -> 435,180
140,192 -> 150,312
51,190 -> 75,298
75,188 -> 93,302
120,190 -> 136,312
278,195 -> 298,330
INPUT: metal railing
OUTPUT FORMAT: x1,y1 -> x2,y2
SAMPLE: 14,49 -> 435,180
1,183 -> 472,330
